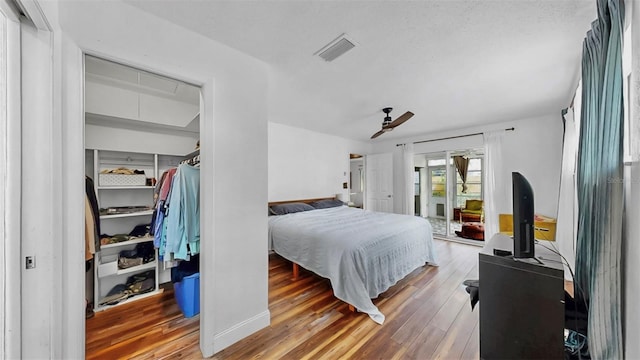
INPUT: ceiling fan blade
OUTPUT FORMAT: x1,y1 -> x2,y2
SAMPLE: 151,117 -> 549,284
371,129 -> 385,139
388,111 -> 414,128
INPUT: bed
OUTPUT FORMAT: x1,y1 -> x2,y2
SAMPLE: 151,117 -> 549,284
268,198 -> 437,324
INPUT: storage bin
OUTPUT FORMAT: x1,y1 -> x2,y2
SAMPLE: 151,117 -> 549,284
174,272 -> 200,318
98,254 -> 118,277
99,173 -> 147,186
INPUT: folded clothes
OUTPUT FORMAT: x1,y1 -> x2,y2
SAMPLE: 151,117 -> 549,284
100,234 -> 130,245
100,167 -> 141,175
118,257 -> 142,269
98,272 -> 156,306
129,224 -> 151,237
129,278 -> 154,294
126,270 -> 155,294
100,206 -> 152,215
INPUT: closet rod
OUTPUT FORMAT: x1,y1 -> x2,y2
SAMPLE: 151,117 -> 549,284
396,127 -> 515,147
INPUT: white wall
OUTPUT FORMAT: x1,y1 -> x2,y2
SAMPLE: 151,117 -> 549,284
268,122 -> 371,202
500,115 -> 563,217
373,114 -> 563,218
25,1 -> 270,358
625,0 -> 639,358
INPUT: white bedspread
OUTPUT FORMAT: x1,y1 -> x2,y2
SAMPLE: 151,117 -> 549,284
268,206 -> 437,324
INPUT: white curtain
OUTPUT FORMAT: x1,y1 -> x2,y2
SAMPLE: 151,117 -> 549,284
401,143 -> 415,215
556,107 -> 579,279
483,130 -> 505,239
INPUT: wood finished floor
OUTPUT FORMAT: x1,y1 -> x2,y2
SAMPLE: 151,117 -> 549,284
86,239 -> 482,359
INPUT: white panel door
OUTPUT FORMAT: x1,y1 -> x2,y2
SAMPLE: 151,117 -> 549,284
1,4 -> 22,358
365,153 -> 393,212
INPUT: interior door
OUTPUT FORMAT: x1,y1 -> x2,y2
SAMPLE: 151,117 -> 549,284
1,3 -> 21,358
365,153 -> 393,212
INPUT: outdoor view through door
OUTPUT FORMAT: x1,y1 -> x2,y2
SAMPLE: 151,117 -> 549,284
413,150 -> 484,243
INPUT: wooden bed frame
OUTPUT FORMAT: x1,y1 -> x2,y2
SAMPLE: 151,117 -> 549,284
268,196 -> 356,312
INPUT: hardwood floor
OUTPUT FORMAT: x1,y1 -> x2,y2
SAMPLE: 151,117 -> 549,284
86,239 -> 481,359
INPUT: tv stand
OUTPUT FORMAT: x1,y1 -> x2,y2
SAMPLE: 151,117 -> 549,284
479,233 -> 564,359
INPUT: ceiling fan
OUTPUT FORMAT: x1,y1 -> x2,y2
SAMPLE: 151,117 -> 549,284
370,107 -> 414,139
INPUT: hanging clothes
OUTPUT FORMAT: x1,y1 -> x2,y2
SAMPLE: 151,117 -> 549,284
165,163 -> 200,260
85,196 -> 96,260
153,168 -> 177,250
85,176 -> 101,259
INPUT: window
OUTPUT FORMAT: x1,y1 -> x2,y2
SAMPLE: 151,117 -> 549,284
431,168 -> 446,197
455,158 -> 482,207
414,169 -> 420,195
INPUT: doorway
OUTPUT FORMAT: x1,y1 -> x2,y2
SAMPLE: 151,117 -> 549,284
414,149 -> 484,243
349,154 -> 365,208
83,55 -> 201,357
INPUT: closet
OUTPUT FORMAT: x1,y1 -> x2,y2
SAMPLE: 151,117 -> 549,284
83,56 -> 201,318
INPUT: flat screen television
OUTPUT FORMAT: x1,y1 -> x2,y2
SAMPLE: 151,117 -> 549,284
512,172 -> 535,258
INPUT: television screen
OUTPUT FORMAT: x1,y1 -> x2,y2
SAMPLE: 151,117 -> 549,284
512,172 -> 535,258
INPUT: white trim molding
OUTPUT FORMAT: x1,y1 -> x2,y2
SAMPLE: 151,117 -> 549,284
204,310 -> 271,356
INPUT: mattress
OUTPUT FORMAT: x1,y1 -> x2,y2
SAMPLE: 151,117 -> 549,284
268,206 -> 437,324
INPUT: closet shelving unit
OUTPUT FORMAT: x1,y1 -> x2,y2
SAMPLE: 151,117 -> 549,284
89,149 -> 182,311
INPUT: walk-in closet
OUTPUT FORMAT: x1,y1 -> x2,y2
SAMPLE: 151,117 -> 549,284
83,55 -> 202,357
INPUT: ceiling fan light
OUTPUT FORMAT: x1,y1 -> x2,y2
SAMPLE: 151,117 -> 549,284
370,107 -> 413,139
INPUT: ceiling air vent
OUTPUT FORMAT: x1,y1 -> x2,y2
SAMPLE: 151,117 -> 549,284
315,34 -> 357,62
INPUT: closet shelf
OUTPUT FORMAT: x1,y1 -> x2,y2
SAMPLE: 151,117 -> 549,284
97,185 -> 154,190
114,261 -> 157,276
97,258 -> 157,278
89,149 -> 186,312
95,288 -> 164,313
101,235 -> 154,249
100,209 -> 154,220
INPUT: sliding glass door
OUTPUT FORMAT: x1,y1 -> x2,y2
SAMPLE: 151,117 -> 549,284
414,149 -> 484,242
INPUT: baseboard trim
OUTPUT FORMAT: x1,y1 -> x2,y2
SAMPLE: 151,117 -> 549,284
205,310 -> 271,356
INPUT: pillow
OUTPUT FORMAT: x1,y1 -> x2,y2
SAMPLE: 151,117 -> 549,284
269,202 -> 315,215
309,199 -> 345,209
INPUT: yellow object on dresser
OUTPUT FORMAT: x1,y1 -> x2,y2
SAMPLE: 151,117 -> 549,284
498,213 -> 557,241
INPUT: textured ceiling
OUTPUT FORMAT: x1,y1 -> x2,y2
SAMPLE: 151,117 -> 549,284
127,0 -> 595,142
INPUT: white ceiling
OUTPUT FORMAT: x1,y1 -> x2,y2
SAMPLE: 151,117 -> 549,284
126,0 -> 596,142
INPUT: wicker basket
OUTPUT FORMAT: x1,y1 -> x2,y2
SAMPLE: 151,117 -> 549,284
99,174 -> 147,186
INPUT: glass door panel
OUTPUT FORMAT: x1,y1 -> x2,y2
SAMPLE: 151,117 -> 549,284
427,157 -> 447,236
